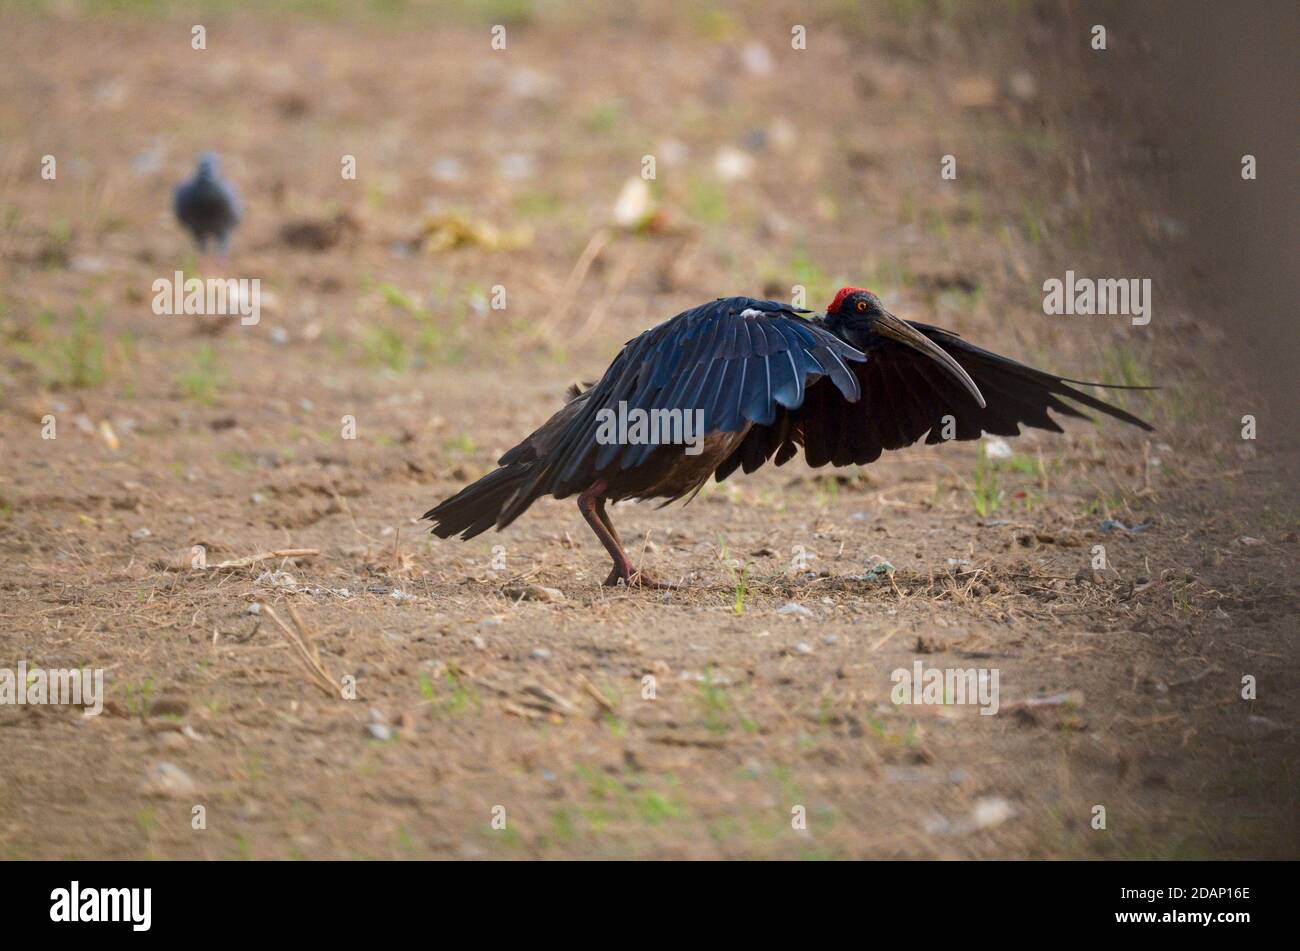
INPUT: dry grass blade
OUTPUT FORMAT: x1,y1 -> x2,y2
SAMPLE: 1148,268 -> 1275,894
576,672 -> 616,713
535,226 -> 612,337
211,548 -> 320,570
260,602 -> 341,699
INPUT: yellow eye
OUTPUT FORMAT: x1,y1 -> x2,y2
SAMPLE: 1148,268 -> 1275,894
856,300 -> 868,312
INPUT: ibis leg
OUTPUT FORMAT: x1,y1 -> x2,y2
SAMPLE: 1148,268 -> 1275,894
577,482 -> 669,589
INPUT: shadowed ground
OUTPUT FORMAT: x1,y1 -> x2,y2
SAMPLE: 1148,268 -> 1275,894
0,1 -> 1295,859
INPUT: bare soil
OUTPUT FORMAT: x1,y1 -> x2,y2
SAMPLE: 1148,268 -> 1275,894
0,2 -> 1295,859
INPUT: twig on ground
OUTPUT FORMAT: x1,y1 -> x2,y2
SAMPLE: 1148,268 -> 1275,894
211,548 -> 320,570
260,602 -> 341,698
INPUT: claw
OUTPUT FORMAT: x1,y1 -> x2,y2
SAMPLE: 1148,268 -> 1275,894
603,566 -> 673,590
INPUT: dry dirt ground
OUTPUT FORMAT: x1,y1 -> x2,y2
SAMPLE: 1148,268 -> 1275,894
0,2 -> 1296,859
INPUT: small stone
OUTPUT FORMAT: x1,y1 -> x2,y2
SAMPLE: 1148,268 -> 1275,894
794,642 -> 814,655
778,602 -> 814,618
713,146 -> 755,182
366,723 -> 393,741
430,156 -> 466,183
498,153 -> 536,180
612,177 -> 653,230
656,138 -> 688,166
141,762 -> 199,799
768,117 -> 797,153
983,437 -> 1013,460
529,648 -> 552,660
503,584 -> 565,603
1007,71 -> 1037,102
970,796 -> 1015,830
258,570 -> 298,590
741,42 -> 774,76
71,255 -> 109,274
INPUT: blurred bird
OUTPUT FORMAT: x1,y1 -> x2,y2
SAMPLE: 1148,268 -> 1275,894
424,290 -> 1152,587
174,153 -> 241,264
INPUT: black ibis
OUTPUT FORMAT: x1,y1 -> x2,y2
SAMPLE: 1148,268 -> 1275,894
424,289 -> 1151,587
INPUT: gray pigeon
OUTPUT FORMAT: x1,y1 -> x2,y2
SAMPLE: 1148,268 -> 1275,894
174,153 -> 241,255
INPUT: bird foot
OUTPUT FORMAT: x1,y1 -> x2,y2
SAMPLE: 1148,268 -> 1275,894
603,566 -> 674,590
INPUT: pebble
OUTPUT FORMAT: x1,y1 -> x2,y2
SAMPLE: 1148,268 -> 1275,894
612,177 -> 652,229
258,570 -> 299,590
429,156 -> 466,183
924,796 -> 1016,836
1007,71 -> 1037,102
778,602 -> 814,619
504,584 -> 565,603
714,146 -> 755,182
970,796 -> 1015,830
741,42 -> 774,76
141,762 -> 199,800
498,152 -> 536,180
983,437 -> 1013,459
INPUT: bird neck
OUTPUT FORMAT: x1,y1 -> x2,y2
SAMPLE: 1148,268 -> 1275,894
823,311 -> 871,349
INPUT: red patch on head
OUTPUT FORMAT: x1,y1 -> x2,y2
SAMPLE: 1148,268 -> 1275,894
827,286 -> 872,314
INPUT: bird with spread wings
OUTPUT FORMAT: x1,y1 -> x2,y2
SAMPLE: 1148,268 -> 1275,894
424,288 -> 1151,587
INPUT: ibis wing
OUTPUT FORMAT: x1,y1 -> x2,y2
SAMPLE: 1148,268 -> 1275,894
492,297 -> 865,526
716,320 -> 1154,479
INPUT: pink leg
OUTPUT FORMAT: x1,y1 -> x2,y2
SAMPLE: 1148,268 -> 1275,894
577,482 -> 670,589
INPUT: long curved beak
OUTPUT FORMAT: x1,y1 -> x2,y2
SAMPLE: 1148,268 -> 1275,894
876,311 -> 986,408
